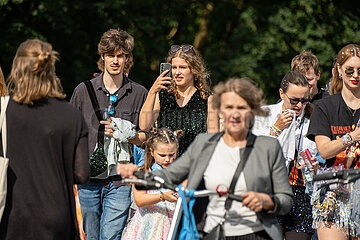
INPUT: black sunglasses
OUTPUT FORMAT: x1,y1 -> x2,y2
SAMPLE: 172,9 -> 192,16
284,92 -> 310,105
170,45 -> 195,54
344,68 -> 360,77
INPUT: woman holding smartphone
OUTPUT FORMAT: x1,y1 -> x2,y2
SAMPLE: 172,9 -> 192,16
252,72 -> 318,240
139,44 -> 218,156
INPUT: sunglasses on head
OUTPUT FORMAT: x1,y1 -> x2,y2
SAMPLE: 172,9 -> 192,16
284,92 -> 310,105
170,45 -> 195,54
344,68 -> 360,77
106,94 -> 118,115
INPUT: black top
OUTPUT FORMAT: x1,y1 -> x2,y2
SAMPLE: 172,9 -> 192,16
0,98 -> 89,240
307,92 -> 360,168
70,73 -> 148,157
158,89 -> 207,156
310,87 -> 329,105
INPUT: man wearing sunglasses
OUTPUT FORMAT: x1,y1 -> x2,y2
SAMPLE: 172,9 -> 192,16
291,50 -> 329,104
70,29 -> 148,240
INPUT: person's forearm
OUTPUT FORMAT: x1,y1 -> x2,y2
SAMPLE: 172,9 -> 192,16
128,132 -> 147,146
134,191 -> 165,207
139,92 -> 157,130
316,137 -> 346,160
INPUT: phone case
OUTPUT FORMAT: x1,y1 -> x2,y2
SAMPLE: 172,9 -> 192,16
160,63 -> 172,78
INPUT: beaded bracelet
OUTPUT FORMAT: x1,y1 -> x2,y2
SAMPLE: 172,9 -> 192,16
341,133 -> 354,147
270,125 -> 282,137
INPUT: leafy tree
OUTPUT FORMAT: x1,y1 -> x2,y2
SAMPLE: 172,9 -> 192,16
1,0 -> 359,103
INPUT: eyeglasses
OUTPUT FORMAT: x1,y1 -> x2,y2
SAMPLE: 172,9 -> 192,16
170,45 -> 195,54
106,94 -> 118,115
344,68 -> 360,77
284,92 -> 310,105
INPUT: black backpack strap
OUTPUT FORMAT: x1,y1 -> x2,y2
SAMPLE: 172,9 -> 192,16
224,132 -> 257,210
84,80 -> 104,147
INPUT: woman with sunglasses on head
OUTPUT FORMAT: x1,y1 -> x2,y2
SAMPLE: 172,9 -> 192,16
307,44 -> 360,240
252,71 -> 318,240
139,44 -> 218,156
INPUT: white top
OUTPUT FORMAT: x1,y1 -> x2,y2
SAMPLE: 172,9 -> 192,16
252,101 -> 318,169
203,138 -> 264,236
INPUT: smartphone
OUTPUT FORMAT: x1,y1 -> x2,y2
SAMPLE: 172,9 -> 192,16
300,149 -> 314,169
160,63 -> 172,78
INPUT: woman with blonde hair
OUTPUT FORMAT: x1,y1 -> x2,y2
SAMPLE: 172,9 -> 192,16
139,44 -> 218,156
0,39 -> 89,240
0,67 -> 7,96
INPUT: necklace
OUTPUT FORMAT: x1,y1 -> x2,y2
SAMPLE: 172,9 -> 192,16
347,105 -> 357,117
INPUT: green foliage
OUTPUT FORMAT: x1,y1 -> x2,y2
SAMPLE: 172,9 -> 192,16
1,0 -> 359,103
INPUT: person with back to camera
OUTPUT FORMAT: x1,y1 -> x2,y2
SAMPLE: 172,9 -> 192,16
307,44 -> 360,240
0,39 -> 90,240
139,44 -> 219,157
70,28 -> 148,239
252,72 -> 319,240
122,128 -> 183,240
119,77 -> 293,239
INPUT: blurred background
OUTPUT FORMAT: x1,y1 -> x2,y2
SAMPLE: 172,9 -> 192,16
1,0 -> 360,103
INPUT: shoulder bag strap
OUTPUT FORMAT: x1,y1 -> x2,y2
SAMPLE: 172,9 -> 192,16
84,80 -> 104,147
0,96 -> 10,158
224,132 -> 257,211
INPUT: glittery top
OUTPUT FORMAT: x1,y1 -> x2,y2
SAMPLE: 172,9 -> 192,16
158,89 -> 207,156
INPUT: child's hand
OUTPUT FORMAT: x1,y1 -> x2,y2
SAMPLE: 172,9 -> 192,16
163,191 -> 178,202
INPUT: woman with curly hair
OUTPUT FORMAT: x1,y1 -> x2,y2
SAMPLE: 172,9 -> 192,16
139,45 -> 218,156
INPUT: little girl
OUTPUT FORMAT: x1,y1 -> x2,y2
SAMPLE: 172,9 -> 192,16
122,128 -> 183,240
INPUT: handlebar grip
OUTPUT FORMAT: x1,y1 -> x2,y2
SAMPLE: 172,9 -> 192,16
134,171 -> 146,179
312,171 -> 342,181
228,194 -> 243,202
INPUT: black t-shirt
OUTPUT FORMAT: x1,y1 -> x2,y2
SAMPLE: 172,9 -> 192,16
307,92 -> 360,168
311,87 -> 329,105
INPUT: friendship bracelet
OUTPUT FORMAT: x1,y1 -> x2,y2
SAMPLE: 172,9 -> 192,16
341,133 -> 354,147
270,125 -> 282,137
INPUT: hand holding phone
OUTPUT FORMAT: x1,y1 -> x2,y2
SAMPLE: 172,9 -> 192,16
160,63 -> 172,78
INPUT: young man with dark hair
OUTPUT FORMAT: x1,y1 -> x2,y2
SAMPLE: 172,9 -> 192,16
70,28 -> 147,239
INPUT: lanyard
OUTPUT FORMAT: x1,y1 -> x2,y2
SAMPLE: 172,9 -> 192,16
296,117 -> 305,152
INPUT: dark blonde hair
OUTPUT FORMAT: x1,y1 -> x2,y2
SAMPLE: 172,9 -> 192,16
142,128 -> 183,171
97,28 -> 134,73
0,67 -> 6,96
291,50 -> 319,75
166,45 -> 210,100
7,39 -> 65,105
213,77 -> 268,115
330,44 -> 360,94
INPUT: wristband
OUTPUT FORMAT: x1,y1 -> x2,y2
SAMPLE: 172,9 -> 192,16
270,125 -> 282,137
341,133 -> 354,147
159,192 -> 165,201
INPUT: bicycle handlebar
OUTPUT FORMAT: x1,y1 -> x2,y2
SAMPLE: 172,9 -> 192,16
121,171 -> 243,201
312,168 -> 360,182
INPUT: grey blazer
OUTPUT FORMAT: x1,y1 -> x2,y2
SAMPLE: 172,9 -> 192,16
155,131 -> 293,240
